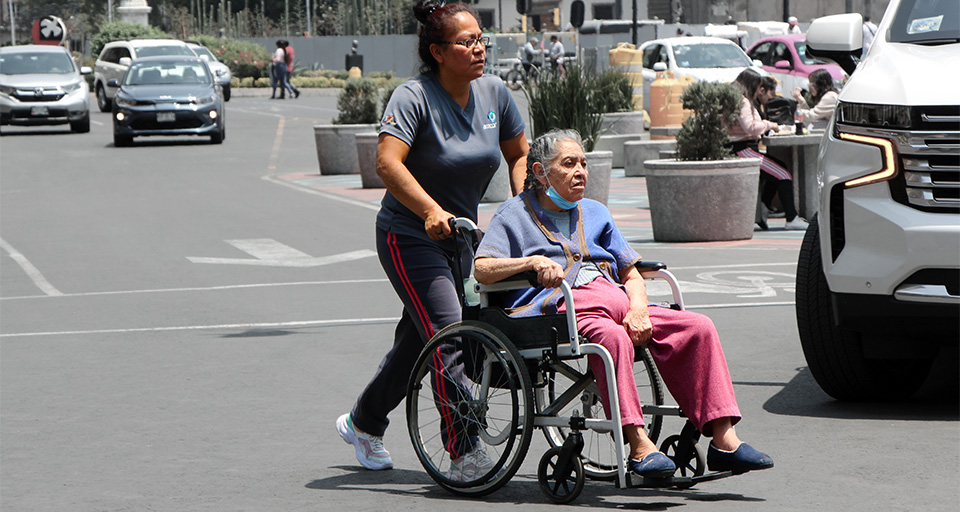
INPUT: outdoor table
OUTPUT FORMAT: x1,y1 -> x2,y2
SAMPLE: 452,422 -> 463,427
761,131 -> 825,220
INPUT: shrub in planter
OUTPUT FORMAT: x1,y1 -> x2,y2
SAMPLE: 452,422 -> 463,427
381,78 -> 405,117
192,36 -> 270,80
644,80 -> 760,242
524,64 -> 604,152
674,81 -> 742,161
593,68 -> 634,115
334,78 -> 380,125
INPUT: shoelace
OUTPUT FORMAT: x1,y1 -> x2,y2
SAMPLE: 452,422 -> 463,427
367,435 -> 386,454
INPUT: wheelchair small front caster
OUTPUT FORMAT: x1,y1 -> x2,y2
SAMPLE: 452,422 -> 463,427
660,434 -> 706,477
538,446 -> 585,504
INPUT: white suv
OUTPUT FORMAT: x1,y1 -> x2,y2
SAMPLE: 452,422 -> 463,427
796,1 -> 959,400
94,39 -> 195,112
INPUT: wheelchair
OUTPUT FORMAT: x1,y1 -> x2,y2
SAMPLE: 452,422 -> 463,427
405,218 -> 739,504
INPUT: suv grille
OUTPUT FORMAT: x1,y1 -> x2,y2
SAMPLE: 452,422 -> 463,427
12,87 -> 66,102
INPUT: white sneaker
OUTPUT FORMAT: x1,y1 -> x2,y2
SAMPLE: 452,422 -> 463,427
784,217 -> 810,231
336,413 -> 393,470
445,445 -> 501,482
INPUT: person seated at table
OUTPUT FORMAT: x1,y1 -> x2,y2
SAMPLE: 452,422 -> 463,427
791,69 -> 839,122
473,129 -> 774,478
728,69 -> 808,231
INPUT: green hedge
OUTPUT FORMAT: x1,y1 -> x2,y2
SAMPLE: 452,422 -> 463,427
91,22 -> 172,57
192,35 -> 270,80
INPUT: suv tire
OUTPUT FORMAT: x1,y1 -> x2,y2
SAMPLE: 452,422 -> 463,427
96,83 -> 112,112
796,215 -> 932,401
70,112 -> 91,133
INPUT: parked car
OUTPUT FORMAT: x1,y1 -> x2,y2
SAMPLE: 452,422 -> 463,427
746,34 -> 845,93
94,39 -> 195,112
796,0 -> 960,401
0,45 -> 91,133
111,56 -> 225,146
636,36 -> 766,112
186,42 -> 231,101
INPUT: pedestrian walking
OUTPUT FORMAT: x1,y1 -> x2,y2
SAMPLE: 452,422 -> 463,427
335,0 -> 530,477
282,40 -> 300,99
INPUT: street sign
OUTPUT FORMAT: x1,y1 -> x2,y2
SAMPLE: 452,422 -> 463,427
31,16 -> 66,46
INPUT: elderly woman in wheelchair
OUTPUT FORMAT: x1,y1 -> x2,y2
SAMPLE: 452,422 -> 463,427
472,129 -> 773,481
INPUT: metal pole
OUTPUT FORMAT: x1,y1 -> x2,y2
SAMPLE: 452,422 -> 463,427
498,0 -> 502,32
632,0 -> 638,46
783,0 -> 790,21
9,0 -> 16,44
306,0 -> 311,36
108,0 -> 113,23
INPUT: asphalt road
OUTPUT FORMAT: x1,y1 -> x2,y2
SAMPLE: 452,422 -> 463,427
1,92 -> 957,512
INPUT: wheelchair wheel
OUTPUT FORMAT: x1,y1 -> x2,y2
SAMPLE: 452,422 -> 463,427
538,447 -> 585,504
537,347 -> 664,481
406,321 -> 533,497
659,434 -> 706,477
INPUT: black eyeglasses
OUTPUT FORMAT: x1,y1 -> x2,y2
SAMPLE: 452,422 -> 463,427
437,36 -> 490,49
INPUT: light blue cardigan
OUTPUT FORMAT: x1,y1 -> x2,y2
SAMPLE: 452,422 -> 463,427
475,191 -> 641,317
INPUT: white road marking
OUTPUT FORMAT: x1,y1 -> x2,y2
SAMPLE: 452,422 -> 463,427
0,278 -> 389,301
0,301 -> 795,338
0,237 -> 63,296
186,239 -> 376,267
261,174 -> 381,212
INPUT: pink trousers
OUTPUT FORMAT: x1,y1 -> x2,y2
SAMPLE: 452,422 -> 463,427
559,277 -> 741,436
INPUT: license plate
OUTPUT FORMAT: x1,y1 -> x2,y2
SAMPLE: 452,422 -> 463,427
157,112 -> 176,122
30,106 -> 49,116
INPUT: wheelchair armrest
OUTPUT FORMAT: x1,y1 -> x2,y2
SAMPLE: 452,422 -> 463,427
636,260 -> 667,272
477,270 -> 540,293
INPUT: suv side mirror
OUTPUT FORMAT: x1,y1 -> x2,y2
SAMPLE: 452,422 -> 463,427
80,66 -> 93,75
805,13 -> 863,75
107,79 -> 120,87
653,62 -> 668,72
119,57 -> 132,67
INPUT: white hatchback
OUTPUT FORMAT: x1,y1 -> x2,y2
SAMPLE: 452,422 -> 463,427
635,36 -> 767,112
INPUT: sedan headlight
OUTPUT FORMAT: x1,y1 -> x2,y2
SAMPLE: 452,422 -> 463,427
115,95 -> 138,107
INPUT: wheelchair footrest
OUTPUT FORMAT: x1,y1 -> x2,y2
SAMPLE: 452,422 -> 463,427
622,470 -> 737,490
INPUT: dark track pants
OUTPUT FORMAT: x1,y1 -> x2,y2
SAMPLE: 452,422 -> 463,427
351,228 -> 477,458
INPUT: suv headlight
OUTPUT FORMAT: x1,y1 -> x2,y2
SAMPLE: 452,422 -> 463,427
61,81 -> 84,93
837,102 -> 912,130
195,95 -> 217,106
0,85 -> 16,96
834,101 -> 905,188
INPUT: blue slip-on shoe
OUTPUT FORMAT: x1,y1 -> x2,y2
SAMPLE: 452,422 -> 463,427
707,443 -> 774,474
628,451 -> 676,478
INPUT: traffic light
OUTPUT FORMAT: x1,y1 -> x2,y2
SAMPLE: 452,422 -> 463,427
516,0 -> 531,16
571,1 -> 585,29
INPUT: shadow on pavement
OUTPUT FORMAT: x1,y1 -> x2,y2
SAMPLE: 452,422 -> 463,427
309,466 -> 765,507
763,363 -> 959,421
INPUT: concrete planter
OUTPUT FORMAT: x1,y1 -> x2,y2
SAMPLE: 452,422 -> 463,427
600,111 -> 646,136
644,157 -> 761,242
355,131 -> 384,188
596,133 -> 646,168
624,139 -> 676,177
313,123 -> 378,175
584,150 -> 613,205
481,157 -> 512,203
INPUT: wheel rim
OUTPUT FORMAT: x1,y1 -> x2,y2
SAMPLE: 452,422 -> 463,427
407,322 -> 532,496
659,434 -> 705,477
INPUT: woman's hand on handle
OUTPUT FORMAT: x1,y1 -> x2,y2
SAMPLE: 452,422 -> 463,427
424,208 -> 454,241
530,255 -> 564,288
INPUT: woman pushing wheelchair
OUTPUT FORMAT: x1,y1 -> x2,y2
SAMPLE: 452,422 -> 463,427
473,130 -> 774,478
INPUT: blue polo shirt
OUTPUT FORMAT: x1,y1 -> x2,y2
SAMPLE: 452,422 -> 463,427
376,73 -> 525,240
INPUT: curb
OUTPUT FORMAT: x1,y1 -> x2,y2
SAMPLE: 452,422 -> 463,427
230,87 -> 342,98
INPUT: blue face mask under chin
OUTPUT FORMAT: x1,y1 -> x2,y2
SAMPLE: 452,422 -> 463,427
545,185 -> 579,210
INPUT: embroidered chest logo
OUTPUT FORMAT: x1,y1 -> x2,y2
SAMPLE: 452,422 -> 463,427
483,110 -> 497,130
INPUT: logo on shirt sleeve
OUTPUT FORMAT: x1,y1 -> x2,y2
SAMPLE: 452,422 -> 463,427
483,110 -> 497,130
381,115 -> 397,127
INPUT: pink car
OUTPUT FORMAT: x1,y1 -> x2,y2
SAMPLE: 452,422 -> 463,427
746,34 -> 845,94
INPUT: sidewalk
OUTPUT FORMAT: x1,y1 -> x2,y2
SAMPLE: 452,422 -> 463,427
275,169 -> 805,250
231,87 -> 342,98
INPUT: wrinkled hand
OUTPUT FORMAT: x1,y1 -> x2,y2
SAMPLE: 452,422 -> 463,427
531,256 -> 564,288
622,306 -> 653,346
424,209 -> 454,241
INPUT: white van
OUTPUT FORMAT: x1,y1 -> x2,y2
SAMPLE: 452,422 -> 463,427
796,0 -> 959,400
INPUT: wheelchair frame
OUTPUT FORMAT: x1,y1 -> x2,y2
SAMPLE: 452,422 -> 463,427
405,218 -> 736,503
